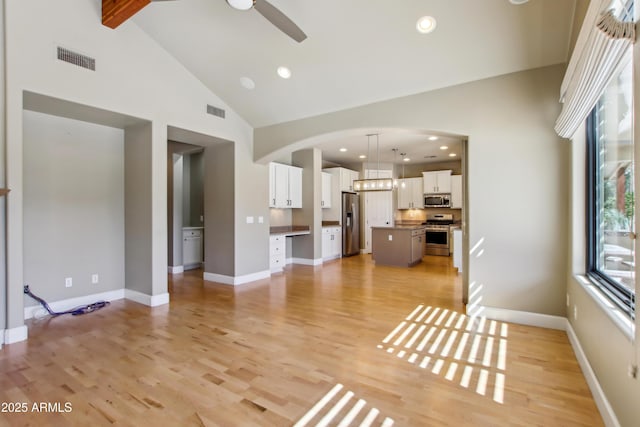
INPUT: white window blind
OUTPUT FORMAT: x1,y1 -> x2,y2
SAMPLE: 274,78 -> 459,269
555,0 -> 635,139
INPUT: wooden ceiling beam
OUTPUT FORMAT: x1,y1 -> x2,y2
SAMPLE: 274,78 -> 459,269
102,0 -> 151,29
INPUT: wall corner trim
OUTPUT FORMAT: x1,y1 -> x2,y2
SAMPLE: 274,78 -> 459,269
566,321 -> 621,427
203,270 -> 270,286
24,289 -> 126,320
168,266 -> 184,274
4,325 -> 28,344
125,289 -> 170,307
476,305 -> 620,427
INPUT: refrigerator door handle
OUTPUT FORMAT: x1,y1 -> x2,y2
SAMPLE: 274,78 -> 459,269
346,217 -> 351,227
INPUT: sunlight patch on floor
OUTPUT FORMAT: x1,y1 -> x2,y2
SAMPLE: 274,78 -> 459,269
378,304 -> 508,404
295,383 -> 395,427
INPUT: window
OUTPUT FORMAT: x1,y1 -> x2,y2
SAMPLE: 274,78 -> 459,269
586,48 -> 635,318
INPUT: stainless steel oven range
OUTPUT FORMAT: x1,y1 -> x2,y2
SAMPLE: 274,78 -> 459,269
423,213 -> 454,256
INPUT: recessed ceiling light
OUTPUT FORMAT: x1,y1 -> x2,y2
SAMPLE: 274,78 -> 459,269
239,76 -> 255,90
449,153 -> 457,157
226,0 -> 254,11
339,148 -> 347,152
428,136 -> 438,141
359,155 -> 367,159
416,16 -> 437,34
509,0 -> 529,4
440,145 -> 448,150
277,66 -> 291,79
403,158 -> 411,162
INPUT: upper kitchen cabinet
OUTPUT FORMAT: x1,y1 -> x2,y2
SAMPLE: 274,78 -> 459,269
397,177 -> 424,209
321,172 -> 332,208
450,175 -> 463,209
423,170 -> 452,194
323,167 -> 360,193
269,162 -> 303,208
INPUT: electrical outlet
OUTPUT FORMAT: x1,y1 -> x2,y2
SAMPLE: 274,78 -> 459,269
65,277 -> 73,288
258,216 -> 264,224
91,274 -> 99,284
573,305 -> 578,320
388,234 -> 393,241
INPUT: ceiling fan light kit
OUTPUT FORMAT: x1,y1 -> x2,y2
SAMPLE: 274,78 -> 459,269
226,0 -> 255,11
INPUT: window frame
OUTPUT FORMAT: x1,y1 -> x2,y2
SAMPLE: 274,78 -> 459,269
585,95 -> 636,320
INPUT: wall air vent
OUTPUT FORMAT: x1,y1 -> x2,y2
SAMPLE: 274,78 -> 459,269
207,104 -> 226,119
57,47 -> 95,71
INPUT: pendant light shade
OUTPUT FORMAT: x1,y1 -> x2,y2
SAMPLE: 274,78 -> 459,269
353,134 -> 393,192
227,0 -> 255,11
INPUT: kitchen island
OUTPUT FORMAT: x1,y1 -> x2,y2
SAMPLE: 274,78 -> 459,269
371,225 -> 426,267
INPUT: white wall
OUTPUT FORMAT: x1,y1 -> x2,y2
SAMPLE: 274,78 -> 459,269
3,0 -> 266,331
23,110 -> 125,304
255,64 -> 569,317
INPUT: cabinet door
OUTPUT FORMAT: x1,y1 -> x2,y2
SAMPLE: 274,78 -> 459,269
410,177 -> 423,208
269,163 -> 277,208
288,166 -> 303,208
435,170 -> 452,193
321,228 -> 331,259
397,179 -> 411,209
423,172 -> 438,193
274,163 -> 289,207
321,172 -> 332,208
331,227 -> 342,257
450,175 -> 462,208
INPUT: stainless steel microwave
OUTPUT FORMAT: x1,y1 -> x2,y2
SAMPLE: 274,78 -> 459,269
424,194 -> 451,208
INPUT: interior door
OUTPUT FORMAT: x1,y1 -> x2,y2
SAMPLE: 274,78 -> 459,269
363,169 -> 393,253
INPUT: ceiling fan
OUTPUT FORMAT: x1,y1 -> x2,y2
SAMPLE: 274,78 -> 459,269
151,0 -> 307,43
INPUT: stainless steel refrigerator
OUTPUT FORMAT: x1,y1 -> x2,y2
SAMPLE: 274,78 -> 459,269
342,192 -> 360,256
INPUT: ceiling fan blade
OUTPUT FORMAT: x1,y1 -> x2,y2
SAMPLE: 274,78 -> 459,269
254,0 -> 307,43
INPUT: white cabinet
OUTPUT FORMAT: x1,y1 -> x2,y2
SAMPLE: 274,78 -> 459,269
422,170 -> 452,194
321,226 -> 342,261
450,175 -> 463,209
321,172 -> 332,208
269,162 -> 303,208
339,168 -> 360,192
411,228 -> 425,264
183,228 -> 203,269
270,234 -> 286,272
397,177 -> 424,209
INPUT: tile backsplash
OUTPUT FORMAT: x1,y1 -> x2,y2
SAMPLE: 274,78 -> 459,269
396,208 -> 462,223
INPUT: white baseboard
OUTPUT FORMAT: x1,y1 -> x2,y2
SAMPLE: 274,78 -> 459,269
24,289 -> 126,320
474,305 -> 567,330
168,265 -> 184,274
566,321 -> 620,427
4,325 -> 28,344
291,257 -> 323,266
125,289 -> 170,307
322,254 -> 341,263
204,270 -> 271,286
286,257 -> 293,265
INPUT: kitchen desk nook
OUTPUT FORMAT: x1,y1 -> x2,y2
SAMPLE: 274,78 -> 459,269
371,225 -> 426,267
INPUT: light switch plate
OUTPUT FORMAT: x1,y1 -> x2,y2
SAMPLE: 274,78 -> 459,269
246,216 -> 254,224
388,235 -> 393,241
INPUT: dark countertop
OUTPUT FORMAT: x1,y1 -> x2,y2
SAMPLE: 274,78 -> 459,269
270,225 -> 311,236
322,221 -> 340,226
371,224 -> 427,231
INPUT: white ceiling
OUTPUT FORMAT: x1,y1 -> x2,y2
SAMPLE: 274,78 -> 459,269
133,0 -> 579,163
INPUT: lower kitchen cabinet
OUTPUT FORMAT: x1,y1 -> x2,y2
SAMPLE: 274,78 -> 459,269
270,235 -> 286,273
322,226 -> 342,261
371,226 -> 425,267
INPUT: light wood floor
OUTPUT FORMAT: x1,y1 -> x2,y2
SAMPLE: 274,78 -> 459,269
1,255 -> 602,426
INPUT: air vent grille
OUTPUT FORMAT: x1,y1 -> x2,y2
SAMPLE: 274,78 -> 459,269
57,47 -> 95,71
207,104 -> 226,119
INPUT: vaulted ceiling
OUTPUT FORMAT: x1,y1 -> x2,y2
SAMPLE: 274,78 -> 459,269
130,0 -> 583,162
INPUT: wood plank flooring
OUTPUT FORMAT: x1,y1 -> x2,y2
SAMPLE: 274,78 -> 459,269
0,255 -> 602,426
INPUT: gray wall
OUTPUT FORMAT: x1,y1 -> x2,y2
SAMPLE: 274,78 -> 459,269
0,0 -> 5,333
23,110 -> 125,303
255,65 -> 569,317
188,151 -> 204,227
124,123 -> 153,294
204,142 -> 235,276
292,148 -> 322,261
167,153 -> 183,267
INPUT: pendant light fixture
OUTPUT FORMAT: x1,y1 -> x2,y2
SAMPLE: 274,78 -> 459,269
353,134 -> 394,192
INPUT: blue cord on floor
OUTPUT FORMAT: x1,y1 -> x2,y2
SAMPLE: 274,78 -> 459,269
24,285 -> 109,316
